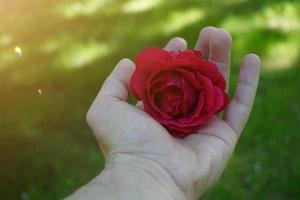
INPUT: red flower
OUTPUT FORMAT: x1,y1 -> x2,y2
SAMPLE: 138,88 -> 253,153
130,48 -> 229,138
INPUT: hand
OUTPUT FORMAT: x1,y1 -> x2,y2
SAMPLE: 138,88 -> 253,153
74,27 -> 260,200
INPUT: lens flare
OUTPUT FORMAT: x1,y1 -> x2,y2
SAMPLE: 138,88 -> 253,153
14,46 -> 23,57
38,89 -> 42,95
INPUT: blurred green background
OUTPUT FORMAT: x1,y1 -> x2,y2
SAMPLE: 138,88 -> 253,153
0,0 -> 300,199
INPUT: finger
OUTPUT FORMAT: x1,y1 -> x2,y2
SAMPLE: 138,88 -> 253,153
224,54 -> 260,136
209,29 -> 232,63
195,26 -> 217,59
209,29 -> 232,89
195,27 -> 231,90
98,58 -> 135,101
164,37 -> 187,51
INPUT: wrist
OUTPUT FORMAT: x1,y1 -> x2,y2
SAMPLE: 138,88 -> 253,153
100,153 -> 187,200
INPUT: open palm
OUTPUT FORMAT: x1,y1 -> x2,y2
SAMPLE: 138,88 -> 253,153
86,27 -> 260,200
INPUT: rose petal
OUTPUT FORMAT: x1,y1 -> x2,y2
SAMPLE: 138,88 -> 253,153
131,48 -> 229,138
216,92 -> 229,113
195,73 -> 215,113
149,70 -> 181,91
130,70 -> 148,99
175,67 -> 203,91
177,94 -> 211,126
167,129 -> 188,138
213,86 -> 224,112
143,94 -> 172,120
153,86 -> 182,114
136,48 -> 172,72
180,77 -> 198,116
191,60 -> 226,90
174,49 -> 201,61
167,127 -> 195,138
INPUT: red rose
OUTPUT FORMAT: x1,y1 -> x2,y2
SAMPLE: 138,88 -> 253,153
130,48 -> 229,138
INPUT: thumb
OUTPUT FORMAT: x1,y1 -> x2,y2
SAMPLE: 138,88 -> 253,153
98,58 -> 135,101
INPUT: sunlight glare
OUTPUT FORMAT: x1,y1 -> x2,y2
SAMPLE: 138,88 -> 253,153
263,38 -> 299,70
60,0 -> 108,19
38,89 -> 42,95
221,2 -> 300,34
0,35 -> 12,46
162,8 -> 205,35
265,2 -> 300,33
14,46 -> 23,57
56,42 -> 108,69
136,8 -> 206,39
122,0 -> 163,14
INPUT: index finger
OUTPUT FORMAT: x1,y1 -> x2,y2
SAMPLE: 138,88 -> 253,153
195,27 -> 232,90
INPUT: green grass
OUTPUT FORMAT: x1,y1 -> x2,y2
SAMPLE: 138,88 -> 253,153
0,0 -> 300,199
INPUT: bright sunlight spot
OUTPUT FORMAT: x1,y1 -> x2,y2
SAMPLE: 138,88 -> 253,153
162,8 -> 205,35
265,2 -> 300,33
137,8 -> 205,39
221,15 -> 262,34
0,34 -> 12,46
263,38 -> 299,70
38,89 -> 42,95
56,41 -> 108,69
122,0 -> 163,14
14,46 -> 23,57
221,2 -> 300,34
59,0 -> 108,19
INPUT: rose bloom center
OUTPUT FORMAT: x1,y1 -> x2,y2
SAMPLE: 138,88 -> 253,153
150,70 -> 199,119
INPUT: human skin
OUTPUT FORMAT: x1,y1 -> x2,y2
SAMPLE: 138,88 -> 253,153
65,26 -> 261,200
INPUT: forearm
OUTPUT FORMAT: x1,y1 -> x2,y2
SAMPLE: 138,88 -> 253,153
65,154 -> 187,200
